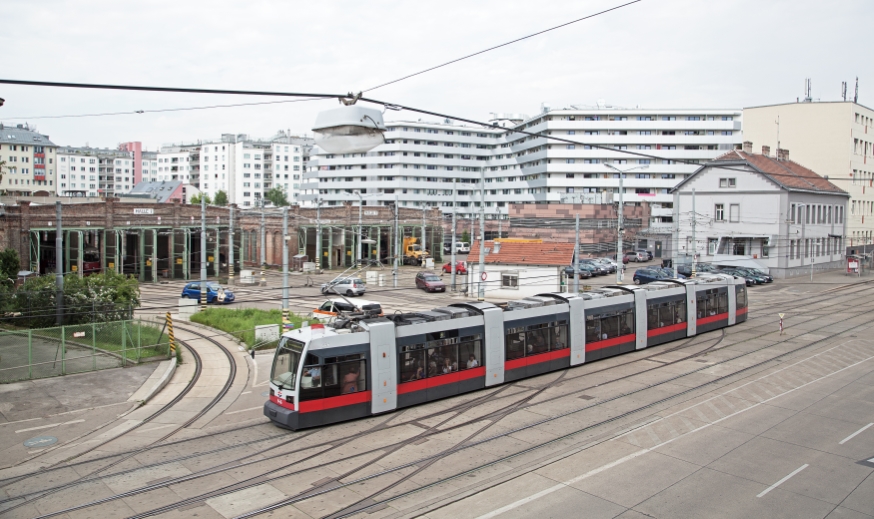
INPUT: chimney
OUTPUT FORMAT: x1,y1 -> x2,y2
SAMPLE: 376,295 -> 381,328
742,141 -> 753,154
761,145 -> 770,157
777,148 -> 789,161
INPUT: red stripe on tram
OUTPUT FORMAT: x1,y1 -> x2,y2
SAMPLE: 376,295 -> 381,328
397,366 -> 486,395
647,322 -> 687,337
585,333 -> 636,352
697,312 -> 729,325
298,390 -> 372,413
504,348 -> 570,371
736,307 -> 748,316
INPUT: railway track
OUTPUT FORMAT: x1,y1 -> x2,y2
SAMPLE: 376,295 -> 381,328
22,283 -> 874,519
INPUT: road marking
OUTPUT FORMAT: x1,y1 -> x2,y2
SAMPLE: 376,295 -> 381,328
757,464 -> 808,497
15,419 -> 85,434
136,423 -> 178,434
225,406 -> 262,415
241,391 -> 251,395
474,344 -> 873,519
839,423 -> 873,445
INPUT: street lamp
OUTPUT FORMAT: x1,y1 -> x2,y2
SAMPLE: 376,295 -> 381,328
312,104 -> 386,154
605,163 -> 648,284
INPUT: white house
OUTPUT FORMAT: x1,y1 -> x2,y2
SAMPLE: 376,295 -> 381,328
467,240 -> 574,301
671,145 -> 849,278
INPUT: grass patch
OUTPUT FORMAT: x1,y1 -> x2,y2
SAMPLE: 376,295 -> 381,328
190,308 -> 317,350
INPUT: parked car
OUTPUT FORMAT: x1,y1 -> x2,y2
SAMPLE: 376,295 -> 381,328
181,282 -> 235,304
636,249 -> 654,261
675,263 -> 716,277
592,258 -> 618,273
722,267 -> 768,284
578,259 -> 609,275
415,271 -> 446,292
626,252 -> 647,262
632,268 -> 678,285
658,267 -> 686,279
320,277 -> 366,296
611,253 -> 631,264
442,261 -> 467,274
456,242 -> 471,254
312,299 -> 383,321
745,268 -> 773,282
564,265 -> 594,279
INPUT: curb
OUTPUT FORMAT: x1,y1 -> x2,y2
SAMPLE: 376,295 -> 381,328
127,358 -> 176,404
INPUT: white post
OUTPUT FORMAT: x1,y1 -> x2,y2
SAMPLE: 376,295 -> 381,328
478,168 -> 486,300
451,179 -> 457,291
616,172 -> 624,284
574,213 -> 580,293
393,195 -> 399,288
691,188 -> 697,278
200,196 -> 207,311
356,192 -> 363,266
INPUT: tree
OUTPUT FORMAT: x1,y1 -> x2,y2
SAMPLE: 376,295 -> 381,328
213,190 -> 228,206
264,187 -> 289,207
462,230 -> 470,244
190,193 -> 212,205
0,248 -> 20,282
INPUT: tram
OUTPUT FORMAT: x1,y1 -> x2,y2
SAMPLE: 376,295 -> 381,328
39,246 -> 102,275
264,273 -> 748,430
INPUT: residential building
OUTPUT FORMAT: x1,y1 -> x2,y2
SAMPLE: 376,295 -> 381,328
302,106 -> 741,230
170,131 -> 311,207
57,142 -> 156,197
0,123 -> 57,195
743,100 -> 874,250
671,146 -> 849,278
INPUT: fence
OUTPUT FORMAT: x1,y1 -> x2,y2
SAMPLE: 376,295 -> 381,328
0,320 -> 171,384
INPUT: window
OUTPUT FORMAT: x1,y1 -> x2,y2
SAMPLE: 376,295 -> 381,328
505,321 -> 568,361
501,271 -> 519,288
715,204 -> 725,221
399,334 -> 483,383
719,178 -> 736,188
790,203 -> 796,224
646,299 -> 687,329
729,204 -> 739,222
696,289 -> 728,318
708,238 -> 718,255
585,309 -> 634,343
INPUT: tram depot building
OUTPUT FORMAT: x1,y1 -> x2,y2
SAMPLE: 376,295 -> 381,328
0,199 -> 445,281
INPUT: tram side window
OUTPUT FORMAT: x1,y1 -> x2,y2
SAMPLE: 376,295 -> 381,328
718,292 -> 728,314
587,310 -> 634,342
527,325 -> 550,355
648,300 -> 687,329
322,355 -> 365,395
400,346 -> 426,382
697,289 -> 726,317
427,344 -> 457,375
551,324 -> 568,349
737,286 -> 747,308
458,338 -> 482,369
506,329 -> 525,360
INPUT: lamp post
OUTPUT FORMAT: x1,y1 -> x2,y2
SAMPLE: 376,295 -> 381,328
354,190 -> 363,266
606,163 -> 648,284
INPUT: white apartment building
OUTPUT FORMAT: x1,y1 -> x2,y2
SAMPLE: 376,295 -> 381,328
301,106 -> 741,227
0,124 -> 57,195
743,100 -> 874,250
58,144 -> 157,197
168,131 -> 310,207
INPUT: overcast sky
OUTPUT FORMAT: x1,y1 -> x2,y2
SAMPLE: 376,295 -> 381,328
0,0 -> 870,150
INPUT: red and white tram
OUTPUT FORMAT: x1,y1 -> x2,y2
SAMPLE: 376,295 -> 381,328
265,274 -> 748,430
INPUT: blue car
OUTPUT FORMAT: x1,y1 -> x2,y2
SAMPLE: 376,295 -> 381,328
633,267 -> 684,285
181,282 -> 235,304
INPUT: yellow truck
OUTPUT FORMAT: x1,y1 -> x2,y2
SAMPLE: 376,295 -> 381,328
403,237 -> 429,265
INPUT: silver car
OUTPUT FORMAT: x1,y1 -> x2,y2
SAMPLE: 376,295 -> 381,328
320,277 -> 366,296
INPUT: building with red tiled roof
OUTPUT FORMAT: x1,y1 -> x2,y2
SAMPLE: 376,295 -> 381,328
464,240 -> 575,301
670,147 -> 849,278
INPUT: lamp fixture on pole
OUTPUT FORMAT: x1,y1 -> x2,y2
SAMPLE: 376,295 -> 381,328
605,163 -> 648,284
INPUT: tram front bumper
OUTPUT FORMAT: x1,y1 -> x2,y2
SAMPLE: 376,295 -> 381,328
263,400 -> 299,430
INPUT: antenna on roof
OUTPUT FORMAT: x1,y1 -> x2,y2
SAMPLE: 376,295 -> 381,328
854,76 -> 859,103
842,81 -> 848,102
803,78 -> 812,102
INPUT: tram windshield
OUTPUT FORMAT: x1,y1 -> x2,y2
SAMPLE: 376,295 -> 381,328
83,250 -> 100,263
271,337 -> 304,390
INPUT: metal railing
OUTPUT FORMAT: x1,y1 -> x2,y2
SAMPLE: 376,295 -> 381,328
0,320 -> 171,384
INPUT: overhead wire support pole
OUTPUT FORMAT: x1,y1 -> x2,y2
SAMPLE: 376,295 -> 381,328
316,197 -> 322,273
451,179 -> 457,292
200,196 -> 207,312
260,201 -> 266,286
574,213 -> 580,293
282,207 -> 290,329
691,188 -> 697,278
617,171 -> 624,283
393,195 -> 399,288
55,202 -> 63,326
478,168 -> 486,301
228,205 -> 235,285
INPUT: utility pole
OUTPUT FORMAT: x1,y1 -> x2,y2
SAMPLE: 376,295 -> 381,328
574,213 -> 580,293
200,196 -> 207,312
55,202 -> 63,325
421,208 -> 426,267
393,195 -> 399,288
356,191 -> 363,266
260,201 -> 266,286
691,188 -> 697,278
451,179 -> 457,291
282,206 -> 289,328
316,197 -> 322,272
228,205 -> 235,285
800,204 -> 806,268
478,169 -> 486,300
616,172 -> 624,284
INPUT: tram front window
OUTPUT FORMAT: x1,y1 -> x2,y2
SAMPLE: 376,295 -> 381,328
83,251 -> 100,263
271,338 -> 304,390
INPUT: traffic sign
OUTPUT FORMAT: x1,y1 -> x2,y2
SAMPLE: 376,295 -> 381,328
481,272 -> 487,281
